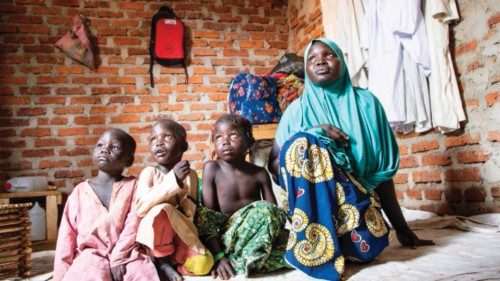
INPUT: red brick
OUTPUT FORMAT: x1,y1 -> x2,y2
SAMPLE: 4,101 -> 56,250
421,153 -> 452,166
406,189 -> 422,199
485,91 -> 499,106
0,96 -> 30,105
411,140 -> 439,153
91,87 -> 121,95
109,96 -> 134,104
488,131 -> 500,142
457,150 -> 490,164
111,115 -> 140,123
0,161 -> 32,171
59,147 -> 90,156
399,145 -> 408,156
37,117 -> 68,125
123,105 -> 152,113
464,188 -> 486,202
75,137 -> 99,146
35,138 -> 66,147
54,106 -> 85,115
487,12 -> 500,27
444,188 -> 462,203
39,160 -> 71,169
20,128 -> 50,137
445,134 -> 480,147
76,158 -> 93,167
454,40 -> 478,56
54,170 -> 85,178
22,149 -> 54,157
57,128 -> 88,136
0,118 -> 30,127
0,140 -> 25,147
17,107 -> 46,116
36,97 -> 66,105
424,188 -> 442,201
0,129 -> 16,138
393,173 -> 408,184
74,116 -> 105,125
445,168 -> 481,182
90,106 -> 117,114
399,156 -> 418,169
413,170 -> 441,183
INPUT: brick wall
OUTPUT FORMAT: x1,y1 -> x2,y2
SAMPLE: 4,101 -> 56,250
0,0 -> 289,189
0,0 -> 498,215
286,0 -> 323,54
288,0 -> 499,216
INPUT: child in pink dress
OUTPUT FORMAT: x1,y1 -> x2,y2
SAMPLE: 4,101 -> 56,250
53,128 -> 159,281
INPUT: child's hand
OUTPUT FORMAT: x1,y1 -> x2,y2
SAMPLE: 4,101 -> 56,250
173,160 -> 190,184
212,257 -> 236,280
110,264 -> 126,281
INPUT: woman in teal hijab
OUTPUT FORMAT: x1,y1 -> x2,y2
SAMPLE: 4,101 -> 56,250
268,38 -> 433,281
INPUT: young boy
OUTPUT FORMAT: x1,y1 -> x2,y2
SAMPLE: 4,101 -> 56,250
197,114 -> 289,280
54,128 -> 159,281
134,119 -> 213,281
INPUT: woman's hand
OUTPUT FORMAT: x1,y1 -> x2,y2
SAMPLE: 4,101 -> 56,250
211,257 -> 236,280
396,228 -> 435,249
316,124 -> 349,147
110,264 -> 126,281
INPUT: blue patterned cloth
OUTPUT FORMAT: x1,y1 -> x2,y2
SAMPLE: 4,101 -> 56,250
278,132 -> 390,281
228,73 -> 282,124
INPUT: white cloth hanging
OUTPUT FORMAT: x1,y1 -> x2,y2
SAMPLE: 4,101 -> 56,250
365,0 -> 432,130
423,0 -> 465,133
321,0 -> 369,88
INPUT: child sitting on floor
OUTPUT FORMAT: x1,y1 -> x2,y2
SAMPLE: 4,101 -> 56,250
196,114 -> 289,280
54,128 -> 159,281
135,119 -> 213,281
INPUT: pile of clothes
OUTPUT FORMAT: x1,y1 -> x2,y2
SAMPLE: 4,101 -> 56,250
228,53 -> 305,125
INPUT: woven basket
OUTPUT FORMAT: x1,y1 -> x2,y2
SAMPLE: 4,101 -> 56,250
0,203 -> 32,278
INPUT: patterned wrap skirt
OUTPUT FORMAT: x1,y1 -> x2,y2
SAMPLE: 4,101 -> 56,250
195,201 -> 289,276
278,132 -> 389,281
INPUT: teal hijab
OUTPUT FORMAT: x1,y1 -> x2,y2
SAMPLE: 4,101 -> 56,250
275,38 -> 399,191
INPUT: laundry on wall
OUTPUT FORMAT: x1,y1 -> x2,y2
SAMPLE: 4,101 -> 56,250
321,0 -> 466,134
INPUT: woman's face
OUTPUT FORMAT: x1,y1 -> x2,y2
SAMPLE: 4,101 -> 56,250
306,41 -> 342,85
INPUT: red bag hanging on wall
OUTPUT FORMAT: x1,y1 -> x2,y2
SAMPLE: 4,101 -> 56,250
55,14 -> 96,70
149,6 -> 187,87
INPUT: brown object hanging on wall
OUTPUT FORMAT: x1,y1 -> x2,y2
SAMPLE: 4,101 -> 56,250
55,14 -> 96,70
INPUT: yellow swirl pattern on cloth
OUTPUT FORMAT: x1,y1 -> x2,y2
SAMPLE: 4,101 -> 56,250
293,223 -> 334,266
285,137 -> 334,183
336,182 -> 345,205
336,204 -> 360,236
334,256 -> 345,274
287,231 -> 297,250
364,206 -> 388,238
291,208 -> 309,233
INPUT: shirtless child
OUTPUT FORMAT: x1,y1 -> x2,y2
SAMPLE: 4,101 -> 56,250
196,114 -> 289,280
54,128 -> 158,281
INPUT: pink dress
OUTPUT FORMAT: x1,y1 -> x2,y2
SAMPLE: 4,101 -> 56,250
53,177 -> 159,281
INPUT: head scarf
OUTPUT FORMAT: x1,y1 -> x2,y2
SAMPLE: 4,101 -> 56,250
275,38 -> 399,190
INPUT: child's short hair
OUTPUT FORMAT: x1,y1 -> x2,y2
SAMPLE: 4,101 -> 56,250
214,114 -> 255,146
153,119 -> 187,142
107,128 -> 136,167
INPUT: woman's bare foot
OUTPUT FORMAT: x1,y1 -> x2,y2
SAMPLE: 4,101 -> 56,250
155,258 -> 183,281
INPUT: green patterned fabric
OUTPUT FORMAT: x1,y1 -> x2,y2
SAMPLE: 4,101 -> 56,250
195,201 -> 290,276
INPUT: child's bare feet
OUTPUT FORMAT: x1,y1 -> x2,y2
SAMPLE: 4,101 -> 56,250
155,258 -> 183,281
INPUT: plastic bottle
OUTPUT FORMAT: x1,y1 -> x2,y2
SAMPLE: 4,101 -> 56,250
7,176 -> 47,192
29,202 -> 46,241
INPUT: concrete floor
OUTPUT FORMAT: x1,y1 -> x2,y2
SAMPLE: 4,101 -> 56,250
22,227 -> 500,281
